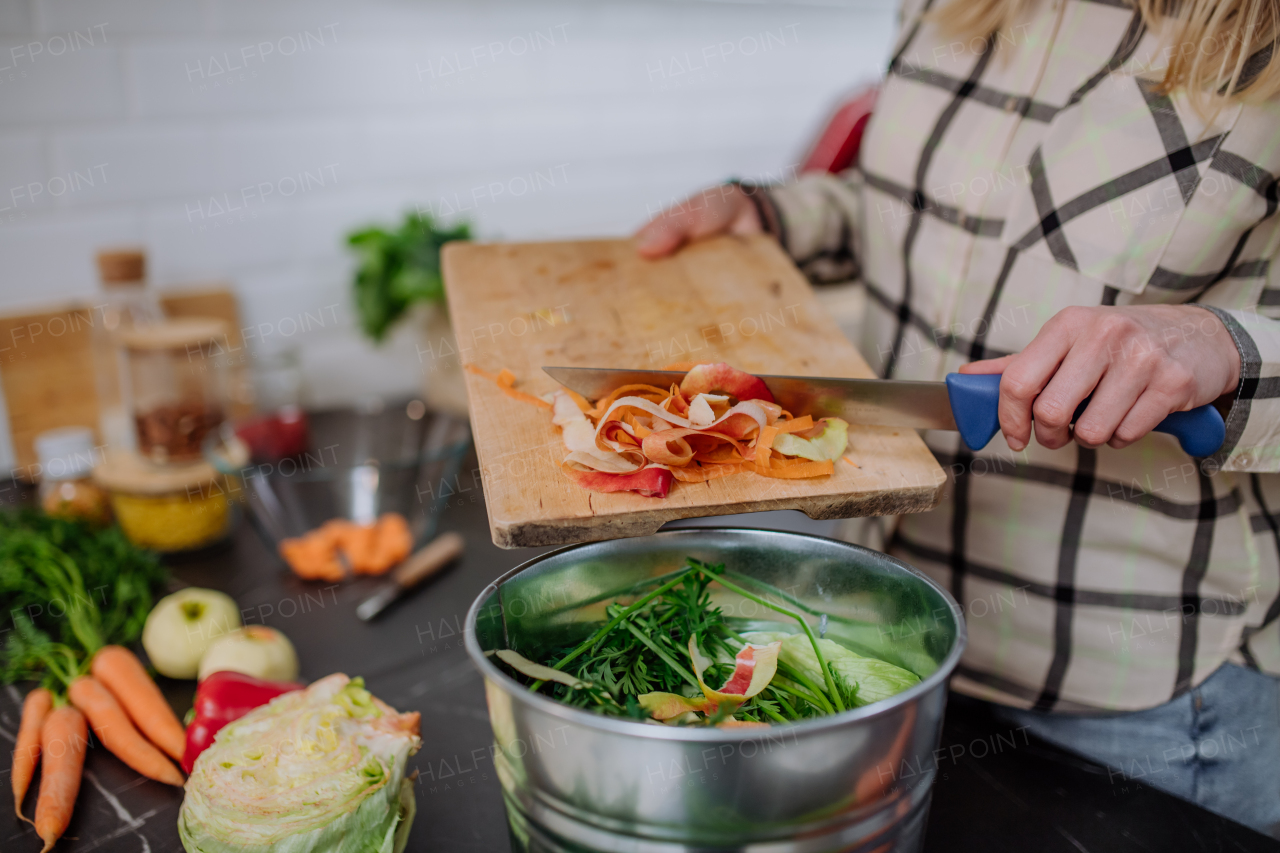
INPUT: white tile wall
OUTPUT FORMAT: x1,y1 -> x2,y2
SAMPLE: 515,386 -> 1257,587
0,0 -> 895,468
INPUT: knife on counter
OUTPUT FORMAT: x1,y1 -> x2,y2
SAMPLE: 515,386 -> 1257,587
356,531 -> 466,621
542,367 -> 1226,458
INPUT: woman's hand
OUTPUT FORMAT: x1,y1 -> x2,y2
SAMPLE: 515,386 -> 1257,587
961,305 -> 1241,452
634,183 -> 762,258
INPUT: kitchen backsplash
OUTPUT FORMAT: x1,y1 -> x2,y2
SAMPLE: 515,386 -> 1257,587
0,0 -> 893,468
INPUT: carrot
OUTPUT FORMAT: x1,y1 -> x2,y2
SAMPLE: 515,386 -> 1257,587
67,676 -> 184,787
34,705 -> 87,853
12,687 -> 52,823
90,646 -> 186,762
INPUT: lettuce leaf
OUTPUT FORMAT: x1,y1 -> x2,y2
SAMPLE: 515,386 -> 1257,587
772,418 -> 848,462
741,631 -> 920,707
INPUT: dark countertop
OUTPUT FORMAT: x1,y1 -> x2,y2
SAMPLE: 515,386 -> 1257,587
2,470 -> 1276,853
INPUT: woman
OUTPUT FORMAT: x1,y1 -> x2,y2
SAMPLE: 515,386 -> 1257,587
637,0 -> 1280,836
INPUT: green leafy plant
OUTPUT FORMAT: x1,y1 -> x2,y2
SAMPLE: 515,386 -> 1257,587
0,509 -> 168,688
347,211 -> 471,342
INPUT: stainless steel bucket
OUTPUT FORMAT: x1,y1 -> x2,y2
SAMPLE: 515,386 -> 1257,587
464,528 -> 966,853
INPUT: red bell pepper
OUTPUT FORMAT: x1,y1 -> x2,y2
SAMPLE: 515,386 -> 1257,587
182,670 -> 302,773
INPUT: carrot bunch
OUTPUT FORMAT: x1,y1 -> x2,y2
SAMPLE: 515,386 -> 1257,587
1,514 -> 180,850
12,645 -> 186,851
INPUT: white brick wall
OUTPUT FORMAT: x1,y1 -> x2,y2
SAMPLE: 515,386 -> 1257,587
0,0 -> 895,466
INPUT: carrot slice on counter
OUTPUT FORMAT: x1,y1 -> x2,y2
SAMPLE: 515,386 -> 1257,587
35,705 -> 87,853
91,646 -> 186,762
13,687 -> 52,823
279,535 -> 345,582
333,522 -> 376,570
358,513 -> 412,575
464,363 -> 552,408
68,676 -> 184,787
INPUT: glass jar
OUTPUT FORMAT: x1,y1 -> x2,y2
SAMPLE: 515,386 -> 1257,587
34,426 -> 111,524
120,318 -> 230,465
91,248 -> 165,453
92,450 -> 235,551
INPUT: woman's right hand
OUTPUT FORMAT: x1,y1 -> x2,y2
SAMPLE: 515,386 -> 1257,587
634,183 -> 763,258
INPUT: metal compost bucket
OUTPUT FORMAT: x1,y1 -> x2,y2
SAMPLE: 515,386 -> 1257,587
464,528 -> 966,853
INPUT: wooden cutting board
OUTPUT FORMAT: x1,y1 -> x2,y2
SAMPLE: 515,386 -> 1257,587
441,235 -> 945,549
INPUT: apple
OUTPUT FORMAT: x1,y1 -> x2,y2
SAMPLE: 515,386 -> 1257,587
198,625 -> 299,682
143,588 -> 241,679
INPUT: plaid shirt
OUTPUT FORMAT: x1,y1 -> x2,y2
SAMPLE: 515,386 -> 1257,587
754,0 -> 1280,711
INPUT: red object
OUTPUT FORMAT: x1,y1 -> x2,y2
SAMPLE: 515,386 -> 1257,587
235,405 -> 310,461
800,86 -> 879,174
181,671 -> 303,773
679,363 -> 775,404
560,466 -> 675,498
719,645 -> 760,695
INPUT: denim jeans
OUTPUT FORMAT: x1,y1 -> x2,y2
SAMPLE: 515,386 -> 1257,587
992,663 -> 1280,838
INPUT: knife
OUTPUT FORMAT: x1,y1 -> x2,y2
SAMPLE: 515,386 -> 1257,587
355,531 -> 466,621
542,367 -> 1226,457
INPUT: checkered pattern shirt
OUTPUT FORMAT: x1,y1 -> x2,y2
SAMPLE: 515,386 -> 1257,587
752,0 -> 1280,711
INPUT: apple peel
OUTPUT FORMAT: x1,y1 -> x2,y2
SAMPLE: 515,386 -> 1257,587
688,636 -> 782,709
680,363 -> 775,403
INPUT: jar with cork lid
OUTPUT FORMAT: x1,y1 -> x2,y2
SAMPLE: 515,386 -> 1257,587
120,318 -> 230,465
92,248 -> 164,452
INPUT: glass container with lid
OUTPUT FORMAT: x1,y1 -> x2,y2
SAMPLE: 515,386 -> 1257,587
92,248 -> 164,452
120,318 -> 230,465
92,450 -> 234,551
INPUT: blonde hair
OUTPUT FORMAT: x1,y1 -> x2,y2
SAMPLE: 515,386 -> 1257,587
933,0 -> 1280,105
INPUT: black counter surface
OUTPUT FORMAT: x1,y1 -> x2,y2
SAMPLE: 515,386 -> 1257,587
2,466 -> 1275,853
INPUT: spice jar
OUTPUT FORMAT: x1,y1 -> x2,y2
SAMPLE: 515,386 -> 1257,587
92,450 -> 235,551
120,319 -> 230,465
34,426 -> 111,524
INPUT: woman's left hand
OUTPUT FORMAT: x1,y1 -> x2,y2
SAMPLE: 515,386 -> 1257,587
961,305 -> 1241,452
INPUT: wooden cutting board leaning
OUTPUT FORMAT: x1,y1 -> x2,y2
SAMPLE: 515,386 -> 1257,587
441,235 -> 946,549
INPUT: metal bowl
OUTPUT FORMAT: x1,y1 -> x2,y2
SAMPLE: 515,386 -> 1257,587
465,528 -> 966,853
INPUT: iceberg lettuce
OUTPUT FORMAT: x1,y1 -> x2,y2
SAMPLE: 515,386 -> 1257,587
741,631 -> 920,707
179,674 -> 421,853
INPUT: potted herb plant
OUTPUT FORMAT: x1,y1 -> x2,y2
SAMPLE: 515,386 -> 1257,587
347,212 -> 471,415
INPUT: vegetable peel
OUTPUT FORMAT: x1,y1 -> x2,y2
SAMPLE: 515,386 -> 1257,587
499,362 -> 854,498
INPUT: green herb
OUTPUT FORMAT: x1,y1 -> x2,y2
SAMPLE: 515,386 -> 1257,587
347,211 -> 472,341
495,557 -> 904,726
0,510 -> 169,690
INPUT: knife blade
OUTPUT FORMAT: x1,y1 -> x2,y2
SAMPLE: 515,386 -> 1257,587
544,367 -> 956,430
541,366 -> 1226,457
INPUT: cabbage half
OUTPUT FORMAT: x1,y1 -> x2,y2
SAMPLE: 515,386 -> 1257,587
179,674 -> 422,853
741,632 -> 920,707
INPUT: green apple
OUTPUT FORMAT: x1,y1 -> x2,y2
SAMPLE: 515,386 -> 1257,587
198,625 -> 299,682
143,588 -> 241,679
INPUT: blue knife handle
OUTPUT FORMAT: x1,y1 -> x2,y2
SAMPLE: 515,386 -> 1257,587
943,373 -> 1225,457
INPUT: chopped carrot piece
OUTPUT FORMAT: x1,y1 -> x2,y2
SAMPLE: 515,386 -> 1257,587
464,363 -> 552,408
